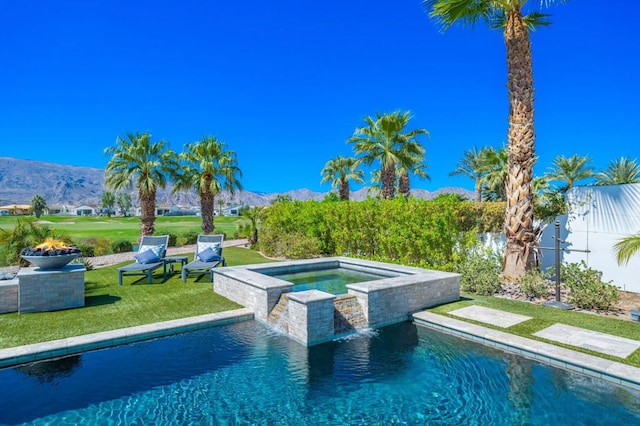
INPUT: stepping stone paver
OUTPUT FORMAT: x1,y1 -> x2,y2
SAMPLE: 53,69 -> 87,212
534,323 -> 640,358
450,305 -> 532,328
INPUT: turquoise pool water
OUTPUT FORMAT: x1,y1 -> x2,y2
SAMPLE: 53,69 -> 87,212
0,321 -> 638,425
271,267 -> 392,294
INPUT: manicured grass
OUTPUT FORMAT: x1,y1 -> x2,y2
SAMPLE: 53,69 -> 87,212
428,294 -> 640,368
0,215 -> 245,243
0,247 -> 274,350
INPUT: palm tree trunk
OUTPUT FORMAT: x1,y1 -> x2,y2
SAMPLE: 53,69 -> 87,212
201,189 -> 215,235
140,188 -> 156,236
502,8 -> 537,279
381,163 -> 396,200
339,178 -> 350,201
399,171 -> 410,199
474,177 -> 482,203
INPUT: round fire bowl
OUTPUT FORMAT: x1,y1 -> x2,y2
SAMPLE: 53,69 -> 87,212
21,253 -> 81,270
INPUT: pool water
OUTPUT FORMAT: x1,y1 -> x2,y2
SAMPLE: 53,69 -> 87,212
0,321 -> 639,425
272,267 -> 391,294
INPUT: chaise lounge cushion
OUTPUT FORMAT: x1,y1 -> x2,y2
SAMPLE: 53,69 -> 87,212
197,242 -> 220,256
135,249 -> 161,264
197,247 -> 221,262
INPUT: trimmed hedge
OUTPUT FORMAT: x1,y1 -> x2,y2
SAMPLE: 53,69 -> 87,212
259,198 -> 503,270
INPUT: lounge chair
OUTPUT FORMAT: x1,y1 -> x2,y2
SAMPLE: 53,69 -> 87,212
118,235 -> 169,286
181,234 -> 226,283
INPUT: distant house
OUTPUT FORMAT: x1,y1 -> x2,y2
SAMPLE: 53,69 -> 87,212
48,205 -> 76,216
0,209 -> 8,216
222,204 -> 243,216
74,205 -> 96,216
133,204 -> 172,217
0,204 -> 31,215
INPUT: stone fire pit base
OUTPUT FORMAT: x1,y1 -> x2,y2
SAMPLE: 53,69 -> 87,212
17,264 -> 86,313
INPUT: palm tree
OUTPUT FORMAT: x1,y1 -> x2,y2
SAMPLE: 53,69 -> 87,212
481,146 -> 509,201
348,111 -> 429,200
614,233 -> 640,266
595,157 -> 640,185
239,206 -> 266,244
546,154 -> 594,192
173,136 -> 242,234
425,0 -> 567,278
104,131 -> 176,236
30,195 -> 47,219
320,156 -> 365,201
101,191 -> 115,217
450,146 -> 491,202
398,158 -> 430,199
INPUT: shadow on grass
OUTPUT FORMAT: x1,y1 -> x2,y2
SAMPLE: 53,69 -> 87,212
85,294 -> 121,307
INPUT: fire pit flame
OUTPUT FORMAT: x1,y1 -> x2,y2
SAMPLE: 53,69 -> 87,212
21,238 -> 82,257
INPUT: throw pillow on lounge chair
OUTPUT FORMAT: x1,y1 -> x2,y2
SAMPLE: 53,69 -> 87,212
135,249 -> 161,264
197,247 -> 221,262
197,242 -> 220,256
138,244 -> 165,258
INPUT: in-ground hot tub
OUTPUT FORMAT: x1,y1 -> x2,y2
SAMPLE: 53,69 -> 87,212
213,257 -> 460,345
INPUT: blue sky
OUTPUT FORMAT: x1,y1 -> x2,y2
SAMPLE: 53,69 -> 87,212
1,1 -> 638,194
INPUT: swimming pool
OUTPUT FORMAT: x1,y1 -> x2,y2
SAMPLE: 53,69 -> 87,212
1,321 -> 638,425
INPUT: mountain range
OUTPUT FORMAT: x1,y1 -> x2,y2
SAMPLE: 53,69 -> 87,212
0,157 -> 473,207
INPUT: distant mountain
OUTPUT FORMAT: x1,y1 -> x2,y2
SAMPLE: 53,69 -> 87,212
0,157 -> 473,207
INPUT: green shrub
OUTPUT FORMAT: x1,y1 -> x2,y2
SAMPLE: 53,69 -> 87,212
0,218 -> 67,266
179,230 -> 199,245
518,269 -> 549,298
110,239 -> 133,253
155,230 -> 177,247
455,249 -> 502,295
76,243 -> 95,257
80,237 -> 111,256
560,261 -> 619,310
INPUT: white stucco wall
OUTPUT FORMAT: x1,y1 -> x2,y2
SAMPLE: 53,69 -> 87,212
540,184 -> 640,293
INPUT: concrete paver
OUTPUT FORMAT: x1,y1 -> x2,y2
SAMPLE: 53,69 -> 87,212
534,323 -> 640,359
450,305 -> 531,328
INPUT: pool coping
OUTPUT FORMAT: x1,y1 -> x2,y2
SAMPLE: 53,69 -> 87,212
0,308 -> 254,369
413,311 -> 640,392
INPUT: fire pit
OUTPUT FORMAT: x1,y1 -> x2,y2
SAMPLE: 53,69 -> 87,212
20,238 -> 82,270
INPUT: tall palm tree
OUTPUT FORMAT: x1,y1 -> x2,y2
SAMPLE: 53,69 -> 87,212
104,131 -> 176,236
348,111 -> 429,200
425,0 -> 567,278
173,136 -> 242,234
546,154 -> 594,192
398,156 -> 430,199
450,146 -> 491,202
320,156 -> 365,201
595,157 -> 640,185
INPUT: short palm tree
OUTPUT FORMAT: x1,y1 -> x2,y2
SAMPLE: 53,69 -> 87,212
450,146 -> 491,202
614,233 -> 640,266
173,136 -> 242,234
104,131 -> 177,236
425,0 -> 569,278
117,192 -> 132,216
30,195 -> 47,219
546,154 -> 594,192
320,156 -> 364,201
240,206 -> 266,244
595,157 -> 640,185
348,111 -> 429,200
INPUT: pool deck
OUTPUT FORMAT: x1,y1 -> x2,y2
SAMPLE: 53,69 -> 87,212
0,308 -> 253,369
413,310 -> 640,392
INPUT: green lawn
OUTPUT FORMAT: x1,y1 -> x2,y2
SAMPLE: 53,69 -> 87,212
427,294 -> 640,368
0,215 -> 245,243
0,247 -> 273,350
